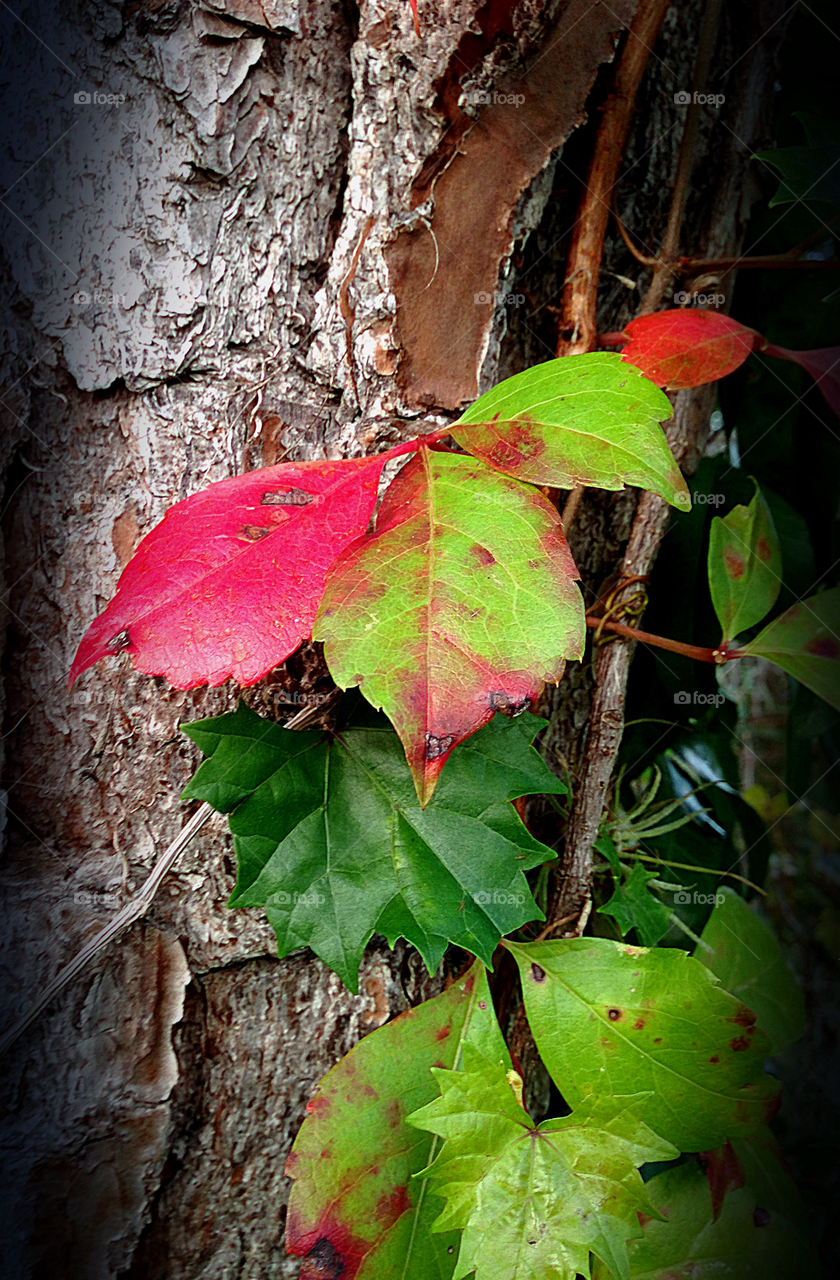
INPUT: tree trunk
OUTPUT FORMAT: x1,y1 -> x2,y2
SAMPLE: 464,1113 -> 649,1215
0,1 -> 786,1274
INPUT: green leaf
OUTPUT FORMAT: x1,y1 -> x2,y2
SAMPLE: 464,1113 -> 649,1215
507,937 -> 781,1152
730,1127 -> 813,1236
451,353 -> 689,510
741,586 -> 840,711
598,862 -> 673,947
697,888 -> 805,1054
755,112 -> 840,209
182,701 -> 564,992
315,445 -> 585,805
408,1046 -> 677,1280
285,962 -> 509,1280
591,1159 -> 819,1279
708,483 -> 782,645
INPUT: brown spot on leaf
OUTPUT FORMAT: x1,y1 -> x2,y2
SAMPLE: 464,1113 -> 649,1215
478,1000 -> 487,1010
107,629 -> 131,652
805,637 -> 840,659
710,1056 -> 720,1064
301,1237 -> 345,1279
607,1008 -> 622,1022
633,1019 -> 645,1031
488,691 -> 532,716
387,1098 -> 402,1129
531,964 -> 546,983
436,1024 -> 452,1041
375,1184 -> 411,1224
754,1207 -> 771,1228
723,547 -> 745,579
240,524 -> 271,541
730,1035 -> 751,1052
261,487 -> 315,506
471,543 -> 496,567
756,537 -> 772,562
425,733 -> 454,760
733,1007 -> 757,1028
305,1093 -> 330,1117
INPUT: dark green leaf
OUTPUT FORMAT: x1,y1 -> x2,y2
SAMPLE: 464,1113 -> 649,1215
183,702 -> 563,991
592,1159 -> 819,1278
598,862 -> 672,947
697,888 -> 806,1054
452,353 -> 689,509
285,962 -> 507,1280
756,112 -> 840,209
408,1046 -> 676,1280
508,937 -> 780,1151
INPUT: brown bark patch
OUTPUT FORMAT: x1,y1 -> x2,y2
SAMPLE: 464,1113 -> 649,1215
386,0 -> 636,410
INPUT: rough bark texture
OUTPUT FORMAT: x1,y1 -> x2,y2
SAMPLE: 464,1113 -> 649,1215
0,0 -> 787,1275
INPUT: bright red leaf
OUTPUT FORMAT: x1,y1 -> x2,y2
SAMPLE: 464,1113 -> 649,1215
69,453 -> 406,690
614,309 -> 760,388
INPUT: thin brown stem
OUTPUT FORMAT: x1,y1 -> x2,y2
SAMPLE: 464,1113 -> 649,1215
556,0 -> 673,355
585,616 -> 742,663
638,0 -> 725,315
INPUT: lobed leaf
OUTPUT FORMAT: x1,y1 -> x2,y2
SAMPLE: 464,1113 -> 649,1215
708,483 -> 782,645
285,962 -> 508,1280
507,937 -> 780,1152
315,446 -> 585,804
451,354 -> 688,509
408,1046 -> 676,1280
182,701 -> 564,991
69,455 -> 394,689
697,888 -> 805,1055
591,1159 -> 819,1278
617,310 -> 759,390
597,862 -> 672,947
741,586 -> 840,711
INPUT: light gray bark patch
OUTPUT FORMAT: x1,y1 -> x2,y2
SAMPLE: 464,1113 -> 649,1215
385,0 -> 637,409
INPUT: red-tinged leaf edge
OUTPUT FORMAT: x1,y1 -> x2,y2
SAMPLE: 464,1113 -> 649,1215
408,0 -> 420,37
700,1141 -> 746,1222
69,441 -> 422,692
758,341 -> 840,418
613,309 -> 760,389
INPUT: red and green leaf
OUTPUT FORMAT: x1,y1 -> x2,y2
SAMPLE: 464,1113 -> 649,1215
451,353 -> 689,509
741,586 -> 840,711
69,454 -> 399,690
285,962 -> 508,1280
314,446 -> 585,804
708,483 -> 782,645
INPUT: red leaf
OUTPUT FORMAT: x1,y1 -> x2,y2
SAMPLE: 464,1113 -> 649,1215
759,341 -> 840,418
408,0 -> 420,37
69,455 -> 398,690
616,309 -> 760,389
700,1141 -> 746,1222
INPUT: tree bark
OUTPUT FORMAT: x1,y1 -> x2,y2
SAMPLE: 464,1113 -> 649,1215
0,0 -> 787,1274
